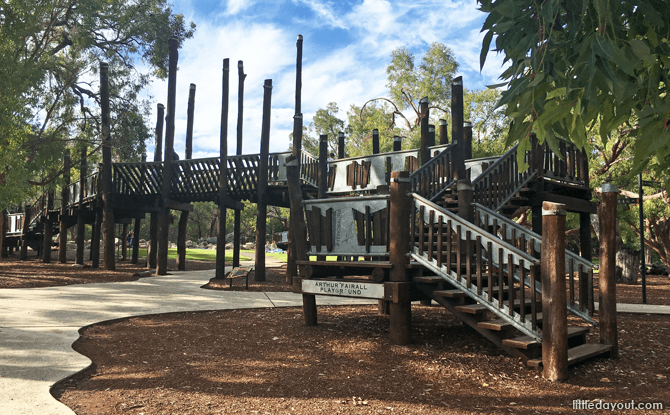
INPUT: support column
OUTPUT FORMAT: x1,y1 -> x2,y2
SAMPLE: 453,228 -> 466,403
19,206 -> 31,260
233,60 -> 246,268
59,151 -> 71,263
148,103 -> 164,269
388,171 -> 412,344
100,62 -> 115,271
579,212 -> 592,308
393,136 -> 402,152
337,131 -> 345,159
419,97 -> 430,166
599,183 -> 618,357
457,179 -> 474,223
42,192 -> 54,263
541,201 -> 568,382
287,154 -> 311,324
91,206 -> 102,268
0,210 -> 7,258
121,223 -> 128,261
372,129 -> 380,154
439,119 -> 448,144
451,77 -> 464,179
255,79 -> 272,282
463,122 -> 473,162
177,84 -> 196,271
76,147 -> 87,265
131,216 -> 141,264
215,58 -> 230,280
157,37 -> 179,276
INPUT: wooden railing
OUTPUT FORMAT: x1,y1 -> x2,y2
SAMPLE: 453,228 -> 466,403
471,144 -> 536,211
532,135 -> 589,186
410,193 -> 542,340
409,143 -> 458,200
473,203 -> 596,322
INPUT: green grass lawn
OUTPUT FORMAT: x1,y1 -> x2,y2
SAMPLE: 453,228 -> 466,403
137,248 -> 252,262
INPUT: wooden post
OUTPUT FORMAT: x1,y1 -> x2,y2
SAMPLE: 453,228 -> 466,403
318,134 -> 328,199
19,206 -> 31,260
389,171 -> 412,344
0,209 -> 7,258
287,35 -> 304,285
457,179 -> 474,223
338,131 -> 345,159
579,212 -> 592,307
419,97 -> 430,166
59,151 -> 71,263
393,136 -> 402,152
177,84 -> 196,271
42,192 -> 54,263
463,122 -> 473,161
451,77 -> 464,179
541,201 -> 568,381
599,183 -> 618,357
121,223 -> 129,260
131,216 -> 141,264
148,103 -> 164,269
255,79 -> 272,282
233,60 -> 246,269
157,37 -> 179,276
372,129 -> 380,154
75,147 -> 87,265
439,119 -> 448,144
91,206 -> 101,268
215,58 -> 230,280
100,61 -> 115,271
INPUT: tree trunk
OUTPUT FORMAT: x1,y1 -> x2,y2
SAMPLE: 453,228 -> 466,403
615,241 -> 640,284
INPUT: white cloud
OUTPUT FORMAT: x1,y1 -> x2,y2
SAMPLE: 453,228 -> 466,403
226,0 -> 256,15
294,0 -> 348,29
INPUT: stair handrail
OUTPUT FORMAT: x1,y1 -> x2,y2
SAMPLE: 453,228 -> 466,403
473,202 -> 597,324
409,143 -> 458,200
471,143 -> 538,212
411,193 -> 542,341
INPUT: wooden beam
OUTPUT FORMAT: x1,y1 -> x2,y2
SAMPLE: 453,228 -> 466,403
164,199 -> 194,212
534,192 -> 597,214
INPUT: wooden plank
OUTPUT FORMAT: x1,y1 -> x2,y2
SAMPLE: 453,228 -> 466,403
454,303 -> 488,315
433,289 -> 465,298
325,208 -> 333,251
527,343 -> 612,368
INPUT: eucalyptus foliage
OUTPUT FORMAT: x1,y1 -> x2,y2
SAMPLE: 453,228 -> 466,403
0,0 -> 195,209
479,0 -> 670,178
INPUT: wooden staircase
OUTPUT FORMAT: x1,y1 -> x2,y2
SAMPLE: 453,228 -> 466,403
408,193 -> 612,369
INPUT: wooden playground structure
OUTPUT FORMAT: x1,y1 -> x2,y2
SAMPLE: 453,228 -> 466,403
0,35 -> 619,381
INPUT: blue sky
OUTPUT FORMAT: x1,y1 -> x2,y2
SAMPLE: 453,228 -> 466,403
146,0 -> 505,159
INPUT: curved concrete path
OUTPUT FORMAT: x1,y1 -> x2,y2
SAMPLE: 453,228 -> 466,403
0,265 -> 376,415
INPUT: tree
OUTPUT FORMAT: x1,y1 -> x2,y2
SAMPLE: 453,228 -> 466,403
479,0 -> 670,179
0,0 -> 195,210
302,102 -> 350,156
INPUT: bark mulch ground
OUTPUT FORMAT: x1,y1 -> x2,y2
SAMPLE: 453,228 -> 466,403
2,253 -> 669,414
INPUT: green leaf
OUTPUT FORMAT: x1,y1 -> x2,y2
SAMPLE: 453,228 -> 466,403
480,30 -> 494,70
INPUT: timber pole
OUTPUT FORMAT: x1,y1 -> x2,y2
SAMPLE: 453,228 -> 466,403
177,83 -> 196,271
75,147 -> 87,265
233,60 -> 246,268
121,223 -> 128,260
287,34 -> 303,284
255,79 -> 273,282
451,77 -> 464,179
338,131 -> 345,159
42,192 -> 54,262
599,183 -> 618,357
318,135 -> 328,198
463,122 -> 473,162
393,136 -> 402,152
148,103 -> 164,269
541,201 -> 568,381
19,205 -> 31,260
157,37 -> 179,276
59,151 -> 71,263
388,171 -> 412,344
372,129 -> 380,154
100,61 -> 115,271
0,210 -> 7,258
439,119 -> 448,144
215,58 -> 230,280
419,97 -> 430,166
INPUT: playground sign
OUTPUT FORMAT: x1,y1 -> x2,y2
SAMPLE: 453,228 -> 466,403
302,280 -> 384,299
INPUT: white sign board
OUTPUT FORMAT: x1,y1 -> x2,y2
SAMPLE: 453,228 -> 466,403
302,280 -> 385,299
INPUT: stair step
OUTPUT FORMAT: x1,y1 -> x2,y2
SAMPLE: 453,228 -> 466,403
477,312 -> 543,331
503,327 -> 589,349
454,303 -> 489,315
527,343 -> 613,368
414,276 -> 444,284
433,289 -> 466,298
